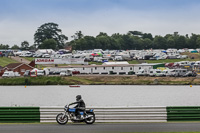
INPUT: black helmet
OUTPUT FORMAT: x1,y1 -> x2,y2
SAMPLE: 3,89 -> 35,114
76,95 -> 82,101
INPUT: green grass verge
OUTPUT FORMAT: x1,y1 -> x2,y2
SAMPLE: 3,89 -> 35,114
0,57 -> 18,67
23,57 -> 35,62
0,76 -> 72,85
0,76 -> 198,85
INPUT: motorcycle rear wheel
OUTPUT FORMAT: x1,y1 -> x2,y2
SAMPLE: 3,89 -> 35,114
56,113 -> 68,125
85,113 -> 95,124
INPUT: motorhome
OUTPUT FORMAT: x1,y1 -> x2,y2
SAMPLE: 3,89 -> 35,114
162,69 -> 175,76
182,71 -> 197,77
172,69 -> 188,77
148,69 -> 164,77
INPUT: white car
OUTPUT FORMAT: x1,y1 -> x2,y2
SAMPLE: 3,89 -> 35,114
42,54 -> 50,58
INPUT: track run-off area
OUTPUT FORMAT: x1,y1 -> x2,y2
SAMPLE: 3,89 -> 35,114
1,123 -> 200,133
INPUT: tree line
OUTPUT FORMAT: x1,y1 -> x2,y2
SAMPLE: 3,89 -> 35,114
69,31 -> 200,50
1,22 -> 200,50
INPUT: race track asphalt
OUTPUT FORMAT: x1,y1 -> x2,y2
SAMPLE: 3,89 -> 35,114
1,123 -> 200,133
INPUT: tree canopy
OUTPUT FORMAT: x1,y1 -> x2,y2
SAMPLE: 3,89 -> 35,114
11,45 -> 20,49
34,22 -> 68,49
69,31 -> 200,50
39,39 -> 57,49
0,44 -> 9,49
21,41 -> 29,50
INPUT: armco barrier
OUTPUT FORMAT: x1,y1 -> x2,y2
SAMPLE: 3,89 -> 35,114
0,107 -> 40,123
40,106 -> 167,123
167,106 -> 200,121
3,106 -> 200,123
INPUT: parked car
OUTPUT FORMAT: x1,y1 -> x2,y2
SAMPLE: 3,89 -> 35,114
2,71 -> 20,78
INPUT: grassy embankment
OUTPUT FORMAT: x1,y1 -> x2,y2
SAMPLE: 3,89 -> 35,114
0,76 -> 199,85
0,57 -> 18,67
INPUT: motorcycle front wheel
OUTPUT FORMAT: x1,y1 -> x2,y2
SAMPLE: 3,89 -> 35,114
56,113 -> 68,125
85,113 -> 95,124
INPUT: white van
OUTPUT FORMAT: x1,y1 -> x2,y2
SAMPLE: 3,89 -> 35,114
136,69 -> 148,76
2,71 -> 20,78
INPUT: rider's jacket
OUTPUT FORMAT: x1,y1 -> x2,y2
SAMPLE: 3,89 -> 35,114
71,99 -> 86,109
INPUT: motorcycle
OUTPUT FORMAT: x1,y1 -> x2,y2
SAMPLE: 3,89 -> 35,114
56,104 -> 95,125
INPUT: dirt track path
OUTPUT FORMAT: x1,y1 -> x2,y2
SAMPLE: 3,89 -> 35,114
11,56 -> 30,64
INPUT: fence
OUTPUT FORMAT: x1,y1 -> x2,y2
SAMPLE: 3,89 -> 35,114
167,106 -> 200,121
40,106 -> 167,123
0,107 -> 40,123
1,106 -> 200,123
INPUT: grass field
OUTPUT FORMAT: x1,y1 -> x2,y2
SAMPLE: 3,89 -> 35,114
0,57 -> 18,67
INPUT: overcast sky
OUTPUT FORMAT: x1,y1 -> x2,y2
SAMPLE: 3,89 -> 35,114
1,0 -> 200,46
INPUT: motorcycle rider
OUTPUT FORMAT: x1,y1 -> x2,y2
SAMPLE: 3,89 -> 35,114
69,95 -> 86,119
